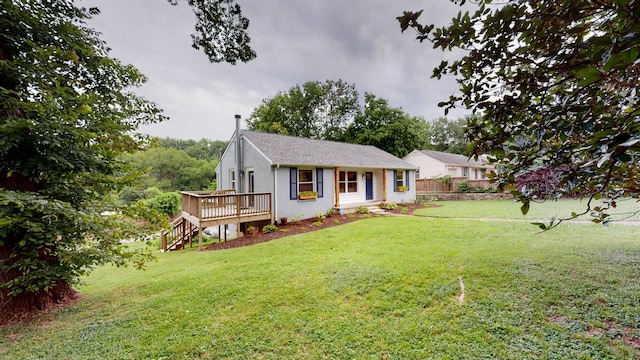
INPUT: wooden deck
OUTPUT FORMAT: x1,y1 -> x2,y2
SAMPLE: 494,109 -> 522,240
161,190 -> 272,252
180,190 -> 272,228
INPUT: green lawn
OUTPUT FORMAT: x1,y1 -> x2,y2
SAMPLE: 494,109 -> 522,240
415,198 -> 640,223
1,215 -> 639,359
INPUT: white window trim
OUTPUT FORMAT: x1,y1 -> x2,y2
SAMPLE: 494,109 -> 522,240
298,168 -> 315,193
396,170 -> 405,189
230,169 -> 236,190
339,170 -> 358,194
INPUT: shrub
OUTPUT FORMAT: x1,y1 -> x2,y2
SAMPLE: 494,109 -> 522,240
380,202 -> 398,210
262,224 -> 277,234
246,226 -> 259,236
118,187 -> 144,203
312,221 -> 324,227
515,165 -> 576,199
143,191 -> 181,216
457,181 -> 471,193
326,208 -> 339,217
356,206 -> 369,214
143,186 -> 162,199
435,175 -> 453,191
315,212 -> 326,222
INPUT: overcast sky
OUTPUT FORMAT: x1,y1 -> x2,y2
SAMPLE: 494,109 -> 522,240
83,0 -> 471,141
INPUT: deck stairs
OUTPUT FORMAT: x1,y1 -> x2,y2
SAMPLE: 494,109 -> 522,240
161,215 -> 199,252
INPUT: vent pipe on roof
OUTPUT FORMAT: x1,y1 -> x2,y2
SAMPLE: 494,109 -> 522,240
235,114 -> 242,193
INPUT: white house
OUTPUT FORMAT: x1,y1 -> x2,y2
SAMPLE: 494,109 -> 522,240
163,130 -> 418,251
403,150 -> 491,180
217,130 -> 417,223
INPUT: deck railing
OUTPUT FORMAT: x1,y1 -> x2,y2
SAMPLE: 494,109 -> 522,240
180,190 -> 272,221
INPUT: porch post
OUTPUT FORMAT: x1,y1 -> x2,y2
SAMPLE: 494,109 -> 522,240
334,167 -> 340,208
198,197 -> 203,250
382,168 -> 387,202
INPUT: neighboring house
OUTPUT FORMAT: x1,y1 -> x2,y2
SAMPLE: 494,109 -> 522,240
403,150 -> 491,180
216,130 -> 417,224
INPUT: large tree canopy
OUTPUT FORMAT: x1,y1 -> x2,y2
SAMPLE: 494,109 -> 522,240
425,116 -> 471,156
344,93 -> 429,158
399,0 -> 639,226
0,0 -> 253,324
246,79 -> 360,141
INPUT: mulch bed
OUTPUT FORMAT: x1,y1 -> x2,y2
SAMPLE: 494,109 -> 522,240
203,203 -> 426,251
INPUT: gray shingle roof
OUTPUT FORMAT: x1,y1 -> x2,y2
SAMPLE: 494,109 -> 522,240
242,130 -> 416,169
417,150 -> 487,167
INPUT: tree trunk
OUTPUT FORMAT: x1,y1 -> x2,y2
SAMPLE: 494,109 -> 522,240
0,245 -> 79,326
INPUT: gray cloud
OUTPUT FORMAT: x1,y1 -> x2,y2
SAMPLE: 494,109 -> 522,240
84,0 -> 472,140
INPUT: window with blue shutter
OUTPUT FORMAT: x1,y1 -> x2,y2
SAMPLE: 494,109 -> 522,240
393,170 -> 398,192
290,167 -> 298,200
316,168 -> 324,198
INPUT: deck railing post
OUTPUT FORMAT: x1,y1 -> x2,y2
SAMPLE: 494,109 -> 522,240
161,231 -> 167,252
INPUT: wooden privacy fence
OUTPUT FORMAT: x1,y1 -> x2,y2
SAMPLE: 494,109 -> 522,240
416,177 -> 498,193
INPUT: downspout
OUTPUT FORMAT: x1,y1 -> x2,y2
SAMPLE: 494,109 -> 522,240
273,164 -> 279,223
235,114 -> 242,193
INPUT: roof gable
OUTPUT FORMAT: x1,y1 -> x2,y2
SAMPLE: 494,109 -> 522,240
416,150 -> 487,167
242,131 -> 415,169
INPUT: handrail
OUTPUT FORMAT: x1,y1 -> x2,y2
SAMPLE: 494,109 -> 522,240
160,216 -> 198,252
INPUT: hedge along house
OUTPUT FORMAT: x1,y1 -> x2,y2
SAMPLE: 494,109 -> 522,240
216,129 -> 417,234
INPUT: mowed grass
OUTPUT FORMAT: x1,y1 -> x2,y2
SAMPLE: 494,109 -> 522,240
415,198 -> 640,222
1,215 -> 640,359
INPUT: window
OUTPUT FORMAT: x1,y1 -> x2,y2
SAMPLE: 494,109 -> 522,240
298,169 -> 314,193
230,170 -> 236,190
394,170 -> 410,192
396,170 -> 404,189
462,167 -> 469,177
289,167 -> 324,200
339,171 -> 358,193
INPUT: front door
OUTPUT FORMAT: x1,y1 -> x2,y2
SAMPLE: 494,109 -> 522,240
365,172 -> 373,200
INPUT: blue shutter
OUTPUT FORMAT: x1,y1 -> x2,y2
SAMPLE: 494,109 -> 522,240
290,167 -> 298,200
393,170 -> 398,192
316,168 -> 324,198
405,170 -> 410,190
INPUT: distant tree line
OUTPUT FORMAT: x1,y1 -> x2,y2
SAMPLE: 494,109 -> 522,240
119,138 -> 226,216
